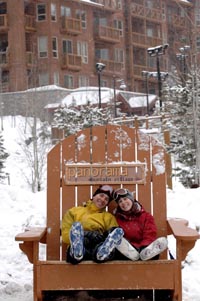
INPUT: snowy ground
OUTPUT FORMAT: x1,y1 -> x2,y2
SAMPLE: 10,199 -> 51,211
0,116 -> 200,301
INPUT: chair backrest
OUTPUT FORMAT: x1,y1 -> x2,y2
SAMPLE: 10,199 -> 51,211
46,124 -> 167,260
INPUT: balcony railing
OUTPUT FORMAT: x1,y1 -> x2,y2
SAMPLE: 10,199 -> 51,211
61,54 -> 82,71
0,14 -> 8,31
25,15 -> 36,31
0,51 -> 9,66
168,14 -> 187,28
132,32 -> 163,47
91,0 -> 122,11
95,25 -> 120,43
131,3 -> 164,22
26,51 -> 34,66
60,17 -> 82,35
97,59 -> 123,73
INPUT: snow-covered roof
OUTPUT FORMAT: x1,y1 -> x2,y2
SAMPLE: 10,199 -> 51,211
61,87 -> 157,108
26,85 -> 70,92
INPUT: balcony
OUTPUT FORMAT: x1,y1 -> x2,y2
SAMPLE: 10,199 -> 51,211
0,51 -> 9,67
132,32 -> 163,48
168,14 -> 188,28
25,15 -> 36,32
91,0 -> 121,11
131,3 -> 164,22
97,59 -> 123,73
0,14 -> 8,32
60,17 -> 82,35
61,54 -> 82,71
95,25 -> 120,43
26,51 -> 34,67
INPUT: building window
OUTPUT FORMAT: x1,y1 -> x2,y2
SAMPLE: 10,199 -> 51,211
38,36 -> 48,58
113,19 -> 123,36
115,0 -> 122,9
77,41 -> 88,63
76,10 -> 86,29
78,75 -> 89,87
62,40 -> 73,54
53,72 -> 59,85
64,75 -> 74,89
114,48 -> 124,64
61,6 -> 71,17
52,37 -> 58,58
37,4 -> 46,21
95,48 -> 109,60
51,3 -> 56,21
39,72 -> 49,86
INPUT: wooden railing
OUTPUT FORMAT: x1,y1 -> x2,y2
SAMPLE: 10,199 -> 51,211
131,3 -> 164,22
132,32 -> 163,47
60,17 -> 82,35
98,59 -> 124,73
25,15 -> 36,31
61,54 -> 82,71
0,14 -> 8,30
0,51 -> 8,65
96,25 -> 121,43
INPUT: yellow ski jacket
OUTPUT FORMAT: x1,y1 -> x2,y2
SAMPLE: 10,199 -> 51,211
62,200 -> 118,245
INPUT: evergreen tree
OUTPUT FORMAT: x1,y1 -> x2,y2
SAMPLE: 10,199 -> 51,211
162,69 -> 200,187
0,132 -> 9,181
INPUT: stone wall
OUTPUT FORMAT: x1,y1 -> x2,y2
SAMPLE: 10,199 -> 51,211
0,86 -> 70,121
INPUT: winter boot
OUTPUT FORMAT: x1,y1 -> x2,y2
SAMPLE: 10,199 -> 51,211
96,228 -> 124,261
69,222 -> 84,260
140,237 -> 168,261
116,237 -> 140,261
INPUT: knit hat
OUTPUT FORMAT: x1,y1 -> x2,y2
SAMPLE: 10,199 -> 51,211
113,188 -> 134,204
93,185 -> 113,203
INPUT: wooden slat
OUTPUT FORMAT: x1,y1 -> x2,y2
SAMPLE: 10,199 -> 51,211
151,136 -> 167,238
76,128 -> 91,205
39,260 -> 177,290
120,125 -> 136,195
47,143 -> 61,260
91,126 -> 107,195
136,130 -> 151,212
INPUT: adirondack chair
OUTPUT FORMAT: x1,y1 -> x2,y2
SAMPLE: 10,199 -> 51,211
15,124 -> 199,301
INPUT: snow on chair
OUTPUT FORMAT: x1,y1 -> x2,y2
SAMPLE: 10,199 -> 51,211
15,124 -> 199,301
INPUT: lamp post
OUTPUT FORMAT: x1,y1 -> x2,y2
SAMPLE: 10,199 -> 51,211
176,45 -> 190,85
147,44 -> 169,110
141,71 -> 150,115
113,77 -> 126,117
96,62 -> 106,108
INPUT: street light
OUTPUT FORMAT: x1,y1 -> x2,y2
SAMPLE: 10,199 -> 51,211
176,45 -> 190,84
113,77 -> 126,117
142,70 -> 168,115
147,44 -> 169,110
96,62 -> 106,108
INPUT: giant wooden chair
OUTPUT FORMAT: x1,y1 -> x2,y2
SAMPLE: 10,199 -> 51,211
15,124 -> 199,301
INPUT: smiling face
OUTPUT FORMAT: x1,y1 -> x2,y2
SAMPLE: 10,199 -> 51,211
92,193 -> 110,209
118,197 -> 133,212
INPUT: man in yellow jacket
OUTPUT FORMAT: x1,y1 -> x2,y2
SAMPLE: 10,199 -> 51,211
62,185 -> 123,264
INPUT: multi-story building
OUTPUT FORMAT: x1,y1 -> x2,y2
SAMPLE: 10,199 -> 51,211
0,0 -> 196,96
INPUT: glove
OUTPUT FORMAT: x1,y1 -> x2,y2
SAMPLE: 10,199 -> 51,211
84,231 -> 104,245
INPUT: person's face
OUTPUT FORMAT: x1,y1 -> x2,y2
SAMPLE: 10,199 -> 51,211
118,197 -> 133,212
92,193 -> 109,209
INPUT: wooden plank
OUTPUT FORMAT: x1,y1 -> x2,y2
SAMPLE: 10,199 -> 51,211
76,128 -> 91,205
151,136 -> 167,239
47,143 -> 61,260
136,130 -> 151,212
39,260 -> 177,290
91,126 -> 107,195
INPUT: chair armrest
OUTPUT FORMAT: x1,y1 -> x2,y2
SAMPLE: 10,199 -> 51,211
167,218 -> 199,240
15,227 -> 47,243
15,227 -> 47,264
167,218 -> 200,261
